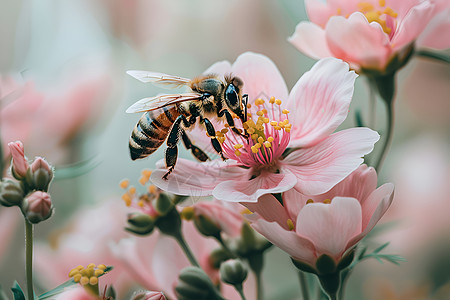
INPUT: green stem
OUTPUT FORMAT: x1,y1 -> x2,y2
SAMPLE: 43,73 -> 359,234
254,269 -> 263,300
416,49 -> 450,64
368,79 -> 377,129
174,233 -> 200,267
375,100 -> 394,171
235,284 -> 247,300
298,271 -> 310,300
337,269 -> 351,300
25,220 -> 34,300
216,235 -> 237,258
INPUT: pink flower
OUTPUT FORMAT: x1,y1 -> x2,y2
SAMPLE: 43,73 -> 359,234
289,0 -> 450,72
246,165 -> 393,269
55,287 -> 99,300
111,221 -> 255,300
151,52 -> 379,202
132,291 -> 166,300
7,141 -> 29,179
21,191 -> 53,224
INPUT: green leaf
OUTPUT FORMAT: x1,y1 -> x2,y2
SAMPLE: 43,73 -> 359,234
10,282 -> 25,300
53,155 -> 102,180
373,242 -> 390,254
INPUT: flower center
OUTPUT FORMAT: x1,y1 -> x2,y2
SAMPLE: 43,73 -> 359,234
218,96 -> 291,171
357,0 -> 398,35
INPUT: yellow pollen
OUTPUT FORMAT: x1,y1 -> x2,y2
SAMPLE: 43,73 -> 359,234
69,269 -> 80,277
138,200 -> 144,207
119,179 -> 129,189
89,277 -> 98,285
73,274 -> 82,282
255,143 -> 262,149
379,0 -> 385,7
275,99 -> 282,105
128,187 -> 136,194
87,263 -> 96,269
287,219 -> 295,231
384,7 -> 397,17
270,121 -> 278,126
247,103 -> 252,109
257,137 -> 264,144
285,128 -> 291,133
241,208 -> 253,215
267,137 -> 274,143
306,199 -> 314,204
122,193 -> 132,206
251,146 -> 259,153
263,118 -> 270,123
274,126 -> 282,130
247,127 -> 255,134
358,2 -> 374,12
264,141 -> 272,148
181,207 -> 195,220
235,150 -> 242,156
141,169 -> 152,177
97,264 -> 106,270
323,199 -> 331,204
218,137 -> 226,144
269,96 -> 275,104
261,109 -> 268,114
357,1 -> 397,34
282,109 -> 290,114
255,98 -> 265,105
256,110 -> 264,116
234,144 -> 243,149
215,131 -> 224,137
148,185 -> 157,194
80,277 -> 89,286
224,123 -> 230,128
285,123 -> 292,128
139,176 -> 148,186
94,269 -> 104,276
251,133 -> 258,140
221,128 -> 229,134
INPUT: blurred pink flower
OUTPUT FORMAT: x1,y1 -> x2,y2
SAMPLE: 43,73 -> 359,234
289,0 -> 450,71
0,208 -> 20,267
1,71 -> 110,165
22,191 -> 53,224
112,220 -> 255,300
55,287 -> 99,300
151,53 -> 379,202
247,165 -> 393,269
34,201 -> 133,295
132,290 -> 166,300
7,141 -> 29,179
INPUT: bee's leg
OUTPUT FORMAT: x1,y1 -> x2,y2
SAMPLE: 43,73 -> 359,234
218,109 -> 247,138
163,115 -> 188,180
202,117 -> 226,161
181,130 -> 210,162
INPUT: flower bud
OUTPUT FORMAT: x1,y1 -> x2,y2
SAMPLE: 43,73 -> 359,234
26,157 -> 54,191
220,259 -> 248,286
0,179 -> 24,207
209,248 -> 232,269
175,267 -> 224,300
21,191 -> 53,224
155,207 -> 182,238
125,213 -> 155,236
133,291 -> 166,300
193,215 -> 221,239
153,193 -> 173,216
8,141 -> 29,180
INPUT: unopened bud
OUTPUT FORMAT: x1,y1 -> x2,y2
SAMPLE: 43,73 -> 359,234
153,193 -> 173,216
155,207 -> 182,238
175,267 -> 224,300
21,191 -> 53,224
8,141 -> 29,180
27,157 -> 54,191
126,213 -> 155,236
133,291 -> 166,300
194,215 -> 221,239
209,248 -> 232,269
220,259 -> 248,286
0,179 -> 24,207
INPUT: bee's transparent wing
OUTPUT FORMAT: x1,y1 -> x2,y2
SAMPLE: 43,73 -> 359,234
126,93 -> 203,113
126,70 -> 191,89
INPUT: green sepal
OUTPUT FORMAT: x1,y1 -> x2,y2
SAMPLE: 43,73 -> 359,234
209,248 -> 233,269
175,267 -> 224,300
291,258 -> 317,275
337,248 -> 355,271
10,282 -> 25,300
154,193 -> 173,216
318,272 -> 341,299
194,215 -> 221,239
155,207 -> 182,238
315,254 -> 337,275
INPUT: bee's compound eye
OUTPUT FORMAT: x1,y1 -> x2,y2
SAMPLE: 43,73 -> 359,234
225,84 -> 239,109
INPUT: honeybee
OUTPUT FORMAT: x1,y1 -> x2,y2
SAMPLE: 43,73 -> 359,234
126,70 -> 248,179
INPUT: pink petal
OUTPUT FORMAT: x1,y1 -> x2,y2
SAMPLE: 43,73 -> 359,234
283,127 -> 379,195
325,13 -> 391,69
288,22 -> 332,60
296,197 -> 362,259
347,183 -> 394,249
391,1 -> 435,51
243,194 -> 290,229
304,0 -> 333,26
287,58 -> 357,148
416,8 -> 450,49
282,188 -> 308,224
231,52 -> 289,103
151,159 -> 246,197
212,170 -> 297,203
203,60 -> 232,76
251,218 -> 316,265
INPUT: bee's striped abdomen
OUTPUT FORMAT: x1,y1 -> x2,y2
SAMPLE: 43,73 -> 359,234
129,106 -> 181,160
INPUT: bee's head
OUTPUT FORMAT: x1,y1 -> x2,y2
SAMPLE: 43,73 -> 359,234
224,75 -> 244,118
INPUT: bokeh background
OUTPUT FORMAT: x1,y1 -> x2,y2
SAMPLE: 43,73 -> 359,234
1,0 -> 449,299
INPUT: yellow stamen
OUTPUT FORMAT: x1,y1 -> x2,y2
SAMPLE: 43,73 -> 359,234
240,208 -> 253,215
73,274 -> 82,282
138,200 -> 144,207
141,169 -> 152,177
358,2 -> 374,13
89,277 -> 98,285
255,143 -> 262,149
257,136 -> 264,144
119,179 -> 129,189
274,126 -> 282,130
122,193 -> 132,206
270,121 -> 278,126
285,128 -> 291,133
379,0 -> 385,7
264,141 -> 272,148
255,98 -> 265,106
282,109 -> 290,114
247,103 -> 252,109
221,128 -> 229,134
267,137 -> 274,143
275,99 -> 282,105
337,7 -> 342,15
323,199 -> 331,204
94,269 -> 104,277
269,96 -> 276,104
384,7 -> 397,17
128,187 -> 136,194
234,144 -> 243,149
306,199 -> 314,204
256,110 -> 264,116
181,207 -> 195,220
80,277 -> 89,286
261,109 -> 268,114
97,264 -> 107,270
139,176 -> 148,186
251,133 -> 258,140
148,185 -> 157,194
235,150 -> 242,156
87,263 -> 96,269
69,269 -> 80,277
287,219 -> 295,231
251,146 -> 259,153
